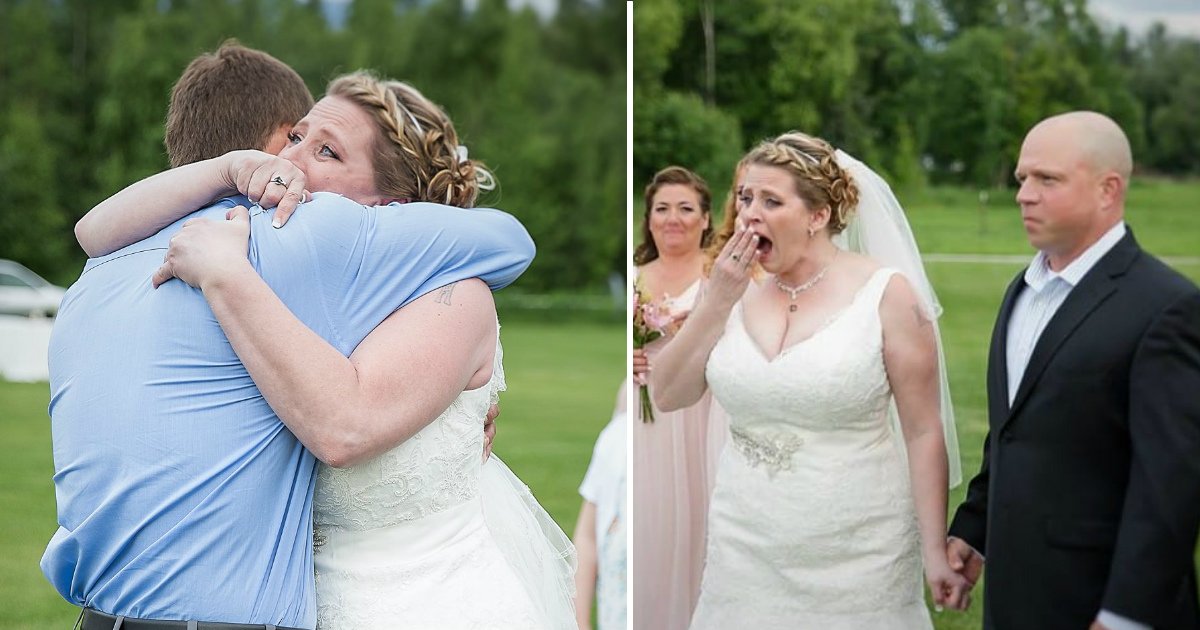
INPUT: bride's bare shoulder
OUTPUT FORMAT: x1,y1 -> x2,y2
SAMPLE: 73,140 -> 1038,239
836,251 -> 883,278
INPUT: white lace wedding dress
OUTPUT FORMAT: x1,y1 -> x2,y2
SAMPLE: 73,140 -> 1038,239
312,336 -> 576,629
694,268 -> 932,629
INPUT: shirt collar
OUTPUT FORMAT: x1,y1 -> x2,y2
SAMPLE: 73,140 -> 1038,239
1024,221 -> 1126,291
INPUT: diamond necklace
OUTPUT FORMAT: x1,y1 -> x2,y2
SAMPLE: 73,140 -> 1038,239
775,251 -> 837,310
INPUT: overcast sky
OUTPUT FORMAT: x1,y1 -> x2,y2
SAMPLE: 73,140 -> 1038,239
1089,0 -> 1200,38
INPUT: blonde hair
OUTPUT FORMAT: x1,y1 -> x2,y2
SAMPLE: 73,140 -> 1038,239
327,71 -> 493,207
703,162 -> 745,275
705,132 -> 859,272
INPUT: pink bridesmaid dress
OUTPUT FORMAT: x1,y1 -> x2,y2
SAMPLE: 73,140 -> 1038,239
632,275 -> 728,630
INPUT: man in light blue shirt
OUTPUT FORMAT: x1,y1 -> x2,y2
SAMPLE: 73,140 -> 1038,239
43,45 -> 535,629
45,194 -> 533,628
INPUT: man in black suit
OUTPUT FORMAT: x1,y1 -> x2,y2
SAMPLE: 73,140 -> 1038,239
943,111 -> 1200,629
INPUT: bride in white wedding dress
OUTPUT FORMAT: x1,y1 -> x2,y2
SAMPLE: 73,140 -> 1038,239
313,333 -> 576,629
77,69 -> 578,628
652,132 -> 966,629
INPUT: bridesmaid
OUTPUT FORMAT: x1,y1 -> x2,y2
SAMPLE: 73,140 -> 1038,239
632,166 -> 727,630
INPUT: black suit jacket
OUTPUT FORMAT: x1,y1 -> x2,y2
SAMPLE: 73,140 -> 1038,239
949,231 -> 1200,629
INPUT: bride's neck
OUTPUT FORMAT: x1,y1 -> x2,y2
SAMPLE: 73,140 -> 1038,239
777,240 -> 838,286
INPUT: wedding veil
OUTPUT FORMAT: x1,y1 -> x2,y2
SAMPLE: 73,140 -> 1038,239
832,150 -> 962,488
478,341 -> 578,629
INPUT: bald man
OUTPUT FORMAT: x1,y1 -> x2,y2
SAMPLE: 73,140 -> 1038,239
945,111 -> 1200,629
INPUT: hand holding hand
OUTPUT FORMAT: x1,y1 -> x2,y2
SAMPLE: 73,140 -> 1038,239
926,557 -> 973,612
633,348 -> 650,386
946,536 -> 985,586
482,403 -> 500,462
222,150 -> 309,227
706,223 -> 759,310
153,205 -> 252,289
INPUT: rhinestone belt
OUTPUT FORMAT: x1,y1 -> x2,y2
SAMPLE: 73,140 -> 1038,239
730,426 -> 805,476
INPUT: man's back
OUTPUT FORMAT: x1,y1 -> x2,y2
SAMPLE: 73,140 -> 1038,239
43,195 -> 534,625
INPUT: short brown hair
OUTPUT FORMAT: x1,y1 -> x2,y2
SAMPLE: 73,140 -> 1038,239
633,166 -> 712,266
165,41 -> 314,167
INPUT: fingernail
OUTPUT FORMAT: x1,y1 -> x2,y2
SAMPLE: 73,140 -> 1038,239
272,217 -> 282,229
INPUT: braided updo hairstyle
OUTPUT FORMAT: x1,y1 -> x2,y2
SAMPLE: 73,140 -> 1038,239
327,71 -> 493,208
704,131 -> 859,270
744,132 -> 858,232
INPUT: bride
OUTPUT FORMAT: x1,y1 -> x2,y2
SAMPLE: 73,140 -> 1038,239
652,132 -> 966,629
76,71 -> 576,628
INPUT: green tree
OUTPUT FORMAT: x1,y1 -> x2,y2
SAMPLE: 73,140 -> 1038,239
633,90 -> 742,196
632,0 -> 683,91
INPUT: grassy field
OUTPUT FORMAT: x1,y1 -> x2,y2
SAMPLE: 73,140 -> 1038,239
899,178 -> 1200,257
0,319 -> 623,628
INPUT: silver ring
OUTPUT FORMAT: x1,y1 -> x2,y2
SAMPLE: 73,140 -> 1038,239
270,176 -> 287,187
731,254 -> 740,262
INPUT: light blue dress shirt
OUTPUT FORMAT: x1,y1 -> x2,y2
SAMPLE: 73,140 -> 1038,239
42,193 -> 534,628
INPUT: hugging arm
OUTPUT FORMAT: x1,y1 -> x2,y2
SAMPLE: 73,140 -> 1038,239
154,195 -> 532,467
1102,291 -> 1200,625
204,263 -> 497,467
75,150 -> 305,257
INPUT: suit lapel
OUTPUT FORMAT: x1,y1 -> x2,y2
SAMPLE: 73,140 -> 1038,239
1002,233 -> 1140,428
988,272 -> 1025,424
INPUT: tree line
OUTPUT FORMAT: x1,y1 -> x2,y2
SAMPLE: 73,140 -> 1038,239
0,0 -> 625,291
634,0 -> 1200,199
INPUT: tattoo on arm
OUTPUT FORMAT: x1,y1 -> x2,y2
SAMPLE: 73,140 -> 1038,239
435,283 -> 457,306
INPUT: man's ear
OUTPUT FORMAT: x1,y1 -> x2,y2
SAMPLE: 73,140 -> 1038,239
1098,172 -> 1124,211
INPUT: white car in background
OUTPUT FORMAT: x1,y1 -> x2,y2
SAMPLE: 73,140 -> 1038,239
0,259 -> 67,317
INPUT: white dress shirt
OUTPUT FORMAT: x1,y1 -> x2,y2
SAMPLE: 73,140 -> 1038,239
1003,221 -> 1149,630
1006,221 -> 1126,404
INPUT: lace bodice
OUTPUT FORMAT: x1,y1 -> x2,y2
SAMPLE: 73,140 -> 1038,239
692,267 -> 930,629
313,339 -> 505,533
707,269 -> 894,452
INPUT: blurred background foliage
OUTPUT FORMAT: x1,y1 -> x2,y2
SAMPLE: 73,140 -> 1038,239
0,0 -> 626,297
633,0 -> 1200,198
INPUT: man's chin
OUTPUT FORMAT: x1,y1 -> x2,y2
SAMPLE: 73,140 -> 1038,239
1023,230 -> 1044,250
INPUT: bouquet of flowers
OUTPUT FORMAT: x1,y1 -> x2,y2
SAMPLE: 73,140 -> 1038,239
632,281 -> 684,422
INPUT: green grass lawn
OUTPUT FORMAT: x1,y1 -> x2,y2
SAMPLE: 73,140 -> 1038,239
899,179 -> 1200,257
0,319 -> 623,628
